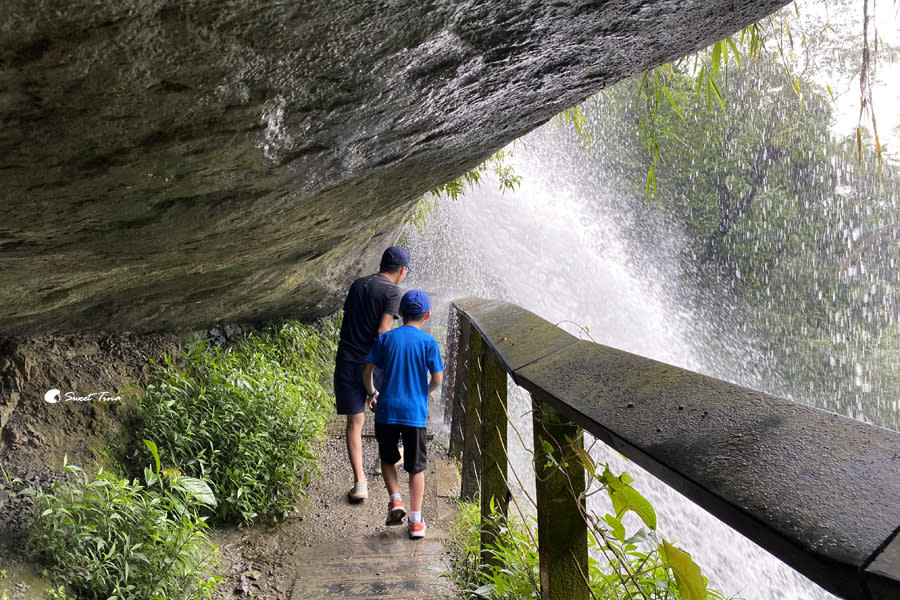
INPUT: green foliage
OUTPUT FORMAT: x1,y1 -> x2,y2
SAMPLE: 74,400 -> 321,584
447,502 -> 539,599
131,319 -> 338,524
554,106 -> 594,151
28,455 -> 218,600
579,44 -> 900,422
44,586 -> 76,600
428,147 -> 522,202
447,452 -> 726,600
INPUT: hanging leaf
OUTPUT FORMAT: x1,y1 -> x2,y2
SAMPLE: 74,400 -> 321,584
604,514 -> 626,542
601,467 -> 657,529
711,41 -> 722,77
726,37 -> 742,67
661,540 -> 708,600
662,86 -> 686,124
609,484 -> 657,530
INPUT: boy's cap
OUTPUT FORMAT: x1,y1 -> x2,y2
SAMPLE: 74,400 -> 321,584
380,246 -> 411,270
400,290 -> 431,315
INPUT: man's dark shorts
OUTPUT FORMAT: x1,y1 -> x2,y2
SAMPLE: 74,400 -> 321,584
335,358 -> 383,415
334,359 -> 366,415
374,423 -> 427,474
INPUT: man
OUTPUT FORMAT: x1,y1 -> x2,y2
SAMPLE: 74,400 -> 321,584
334,245 -> 410,501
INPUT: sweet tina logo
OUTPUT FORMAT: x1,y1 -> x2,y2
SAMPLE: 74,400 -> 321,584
43,389 -> 122,403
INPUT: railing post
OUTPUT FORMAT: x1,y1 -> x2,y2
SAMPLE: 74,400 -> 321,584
532,402 -> 588,600
460,327 -> 483,500
480,346 -> 509,564
449,308 -> 471,462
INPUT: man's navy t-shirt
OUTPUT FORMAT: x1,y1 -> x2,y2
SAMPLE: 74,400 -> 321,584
336,273 -> 402,363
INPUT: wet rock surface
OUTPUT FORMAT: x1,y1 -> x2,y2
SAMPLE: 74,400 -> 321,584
0,0 -> 789,336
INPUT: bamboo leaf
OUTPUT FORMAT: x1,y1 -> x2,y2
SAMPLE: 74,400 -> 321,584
711,41 -> 722,77
707,74 -> 726,114
726,37 -> 742,67
662,86 -> 686,123
144,440 -> 161,475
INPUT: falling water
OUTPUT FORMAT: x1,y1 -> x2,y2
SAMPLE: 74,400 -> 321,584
403,131 -> 851,598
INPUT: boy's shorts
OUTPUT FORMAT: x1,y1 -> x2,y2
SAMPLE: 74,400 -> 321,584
334,359 -> 383,415
374,423 -> 427,474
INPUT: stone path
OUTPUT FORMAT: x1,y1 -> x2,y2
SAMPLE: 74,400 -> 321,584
217,413 -> 461,600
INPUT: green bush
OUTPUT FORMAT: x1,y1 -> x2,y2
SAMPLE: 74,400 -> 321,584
29,445 -> 218,600
132,319 -> 338,524
447,464 -> 733,600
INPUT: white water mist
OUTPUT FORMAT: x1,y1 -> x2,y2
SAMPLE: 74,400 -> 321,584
404,137 -> 838,600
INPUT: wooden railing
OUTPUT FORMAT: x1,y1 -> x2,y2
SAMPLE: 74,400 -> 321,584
442,298 -> 900,600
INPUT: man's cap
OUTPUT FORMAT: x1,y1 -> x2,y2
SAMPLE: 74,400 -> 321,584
380,246 -> 411,271
400,290 -> 431,316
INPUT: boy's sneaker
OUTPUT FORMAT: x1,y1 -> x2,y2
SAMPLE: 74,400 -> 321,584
408,520 -> 427,539
347,481 -> 368,501
385,498 -> 406,525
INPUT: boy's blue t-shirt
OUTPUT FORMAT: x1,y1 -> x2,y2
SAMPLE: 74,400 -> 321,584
365,325 -> 444,427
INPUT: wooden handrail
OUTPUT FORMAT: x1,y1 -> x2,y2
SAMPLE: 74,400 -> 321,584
444,297 -> 900,600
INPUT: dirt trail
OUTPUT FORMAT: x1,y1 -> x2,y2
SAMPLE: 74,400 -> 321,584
215,424 -> 461,599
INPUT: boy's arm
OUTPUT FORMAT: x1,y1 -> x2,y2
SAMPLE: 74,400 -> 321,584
427,370 -> 443,401
362,362 -> 379,408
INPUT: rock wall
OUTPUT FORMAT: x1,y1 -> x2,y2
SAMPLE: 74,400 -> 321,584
0,333 -> 180,471
0,0 -> 789,336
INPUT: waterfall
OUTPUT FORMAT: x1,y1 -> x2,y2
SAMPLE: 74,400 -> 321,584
404,133 -> 840,599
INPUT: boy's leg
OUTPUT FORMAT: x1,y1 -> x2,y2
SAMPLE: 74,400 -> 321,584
381,459 -> 401,496
401,426 -> 428,509
408,470 -> 425,513
376,424 -> 407,525
402,427 -> 428,538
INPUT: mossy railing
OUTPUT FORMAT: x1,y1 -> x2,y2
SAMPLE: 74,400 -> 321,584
442,298 -> 900,600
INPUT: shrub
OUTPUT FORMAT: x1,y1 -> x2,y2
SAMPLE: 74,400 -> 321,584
446,465 -> 733,600
29,444 -> 218,600
131,319 -> 337,524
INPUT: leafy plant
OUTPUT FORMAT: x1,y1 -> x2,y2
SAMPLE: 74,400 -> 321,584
447,448 -> 730,600
131,319 -> 337,524
29,445 -> 218,600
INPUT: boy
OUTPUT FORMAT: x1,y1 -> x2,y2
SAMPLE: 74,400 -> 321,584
362,289 -> 443,539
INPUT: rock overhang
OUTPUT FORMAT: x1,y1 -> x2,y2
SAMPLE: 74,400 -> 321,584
0,0 -> 789,335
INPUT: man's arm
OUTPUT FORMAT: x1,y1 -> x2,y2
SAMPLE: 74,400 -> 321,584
377,312 -> 394,335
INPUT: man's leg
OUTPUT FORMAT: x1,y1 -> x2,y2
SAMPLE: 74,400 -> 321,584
346,412 -> 366,486
335,358 -> 368,500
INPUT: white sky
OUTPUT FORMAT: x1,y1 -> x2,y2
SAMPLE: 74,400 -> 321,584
796,0 -> 900,160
